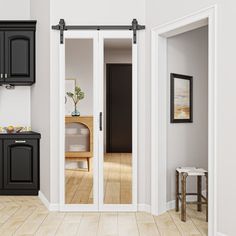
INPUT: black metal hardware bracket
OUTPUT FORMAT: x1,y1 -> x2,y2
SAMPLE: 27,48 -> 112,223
52,18 -> 145,44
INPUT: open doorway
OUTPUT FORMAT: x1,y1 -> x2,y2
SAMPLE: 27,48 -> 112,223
166,25 -> 209,232
151,6 -> 217,236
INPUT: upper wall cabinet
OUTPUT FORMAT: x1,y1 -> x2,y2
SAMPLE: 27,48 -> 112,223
0,21 -> 36,85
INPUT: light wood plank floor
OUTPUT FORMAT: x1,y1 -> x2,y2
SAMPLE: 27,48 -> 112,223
0,196 -> 208,235
65,153 -> 132,204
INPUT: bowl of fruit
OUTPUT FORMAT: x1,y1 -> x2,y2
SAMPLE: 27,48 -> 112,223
4,126 -> 23,133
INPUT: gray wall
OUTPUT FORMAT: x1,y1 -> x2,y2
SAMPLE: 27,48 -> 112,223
167,26 -> 208,202
0,0 -> 31,127
65,39 -> 93,115
30,0 -> 51,201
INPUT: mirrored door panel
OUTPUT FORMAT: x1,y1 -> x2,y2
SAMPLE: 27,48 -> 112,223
103,38 -> 133,204
64,38 -> 94,204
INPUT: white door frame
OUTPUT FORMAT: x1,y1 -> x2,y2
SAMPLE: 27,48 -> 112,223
151,5 -> 217,236
59,30 -> 138,212
59,31 -> 99,211
98,31 -> 138,211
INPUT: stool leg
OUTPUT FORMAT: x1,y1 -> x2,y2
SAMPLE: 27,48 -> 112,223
206,172 -> 208,222
87,158 -> 90,172
176,170 -> 179,212
181,173 -> 187,222
197,176 -> 202,212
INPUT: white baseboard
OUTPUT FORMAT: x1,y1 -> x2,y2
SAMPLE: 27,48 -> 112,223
38,191 -> 59,211
38,194 -> 150,213
166,200 -> 176,211
138,204 -> 151,213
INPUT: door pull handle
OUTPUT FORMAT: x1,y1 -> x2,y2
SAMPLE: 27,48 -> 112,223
4,73 -> 7,79
15,140 -> 26,143
0,73 -> 3,79
99,112 -> 102,131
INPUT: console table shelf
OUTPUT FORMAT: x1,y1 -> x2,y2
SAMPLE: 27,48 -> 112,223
65,116 -> 93,171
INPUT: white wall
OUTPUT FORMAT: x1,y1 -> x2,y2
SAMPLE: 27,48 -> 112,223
65,39 -> 93,115
167,26 -> 208,202
0,0 -> 31,127
50,0 -> 146,204
146,1 -> 236,235
30,0 -> 51,201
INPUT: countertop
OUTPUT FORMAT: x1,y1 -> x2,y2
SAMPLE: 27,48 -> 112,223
0,131 -> 41,139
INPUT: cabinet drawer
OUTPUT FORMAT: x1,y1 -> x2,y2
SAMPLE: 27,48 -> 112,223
3,139 -> 38,190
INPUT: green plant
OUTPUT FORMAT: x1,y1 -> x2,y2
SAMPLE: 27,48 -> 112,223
67,85 -> 85,106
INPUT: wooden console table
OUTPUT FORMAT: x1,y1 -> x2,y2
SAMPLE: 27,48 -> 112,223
65,116 -> 93,171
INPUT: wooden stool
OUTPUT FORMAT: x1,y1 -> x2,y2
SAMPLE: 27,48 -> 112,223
175,167 -> 208,222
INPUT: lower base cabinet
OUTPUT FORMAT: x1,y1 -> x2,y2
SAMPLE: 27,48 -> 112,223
0,132 -> 40,195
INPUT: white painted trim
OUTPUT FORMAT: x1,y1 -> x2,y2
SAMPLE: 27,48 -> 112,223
38,191 -> 50,209
38,191 -> 59,211
138,204 -> 151,213
151,5 -> 217,236
98,31 -> 138,212
58,31 -> 99,211
166,200 -> 175,211
38,191 -> 150,213
151,33 -> 167,216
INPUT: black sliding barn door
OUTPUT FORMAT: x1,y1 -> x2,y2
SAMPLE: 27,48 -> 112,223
106,64 -> 132,153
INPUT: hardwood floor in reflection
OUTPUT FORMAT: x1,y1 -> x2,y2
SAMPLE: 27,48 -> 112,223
65,153 -> 132,204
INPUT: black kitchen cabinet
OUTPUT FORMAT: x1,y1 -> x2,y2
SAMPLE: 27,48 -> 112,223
0,21 -> 36,85
0,132 -> 40,195
0,32 -> 3,80
0,140 -> 2,190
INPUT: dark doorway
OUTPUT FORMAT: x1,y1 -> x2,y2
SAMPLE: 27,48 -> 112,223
106,64 -> 132,153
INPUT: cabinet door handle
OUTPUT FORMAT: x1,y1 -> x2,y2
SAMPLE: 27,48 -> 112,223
4,73 -> 7,79
15,140 -> 26,143
0,73 -> 3,79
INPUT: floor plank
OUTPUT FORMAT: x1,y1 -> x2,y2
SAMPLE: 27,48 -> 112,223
97,212 -> 118,236
136,212 -> 160,236
35,212 -> 65,236
55,213 -> 83,236
118,213 -> 139,236
76,213 -> 100,236
168,209 -> 202,235
154,212 -> 181,236
0,196 -> 208,236
15,206 -> 50,235
0,206 -> 36,236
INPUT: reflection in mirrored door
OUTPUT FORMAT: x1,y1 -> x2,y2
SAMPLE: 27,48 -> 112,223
64,38 -> 94,204
103,39 -> 133,204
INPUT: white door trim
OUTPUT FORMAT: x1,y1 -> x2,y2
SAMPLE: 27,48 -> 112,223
98,31 -> 138,211
59,31 -> 99,211
151,5 -> 217,236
